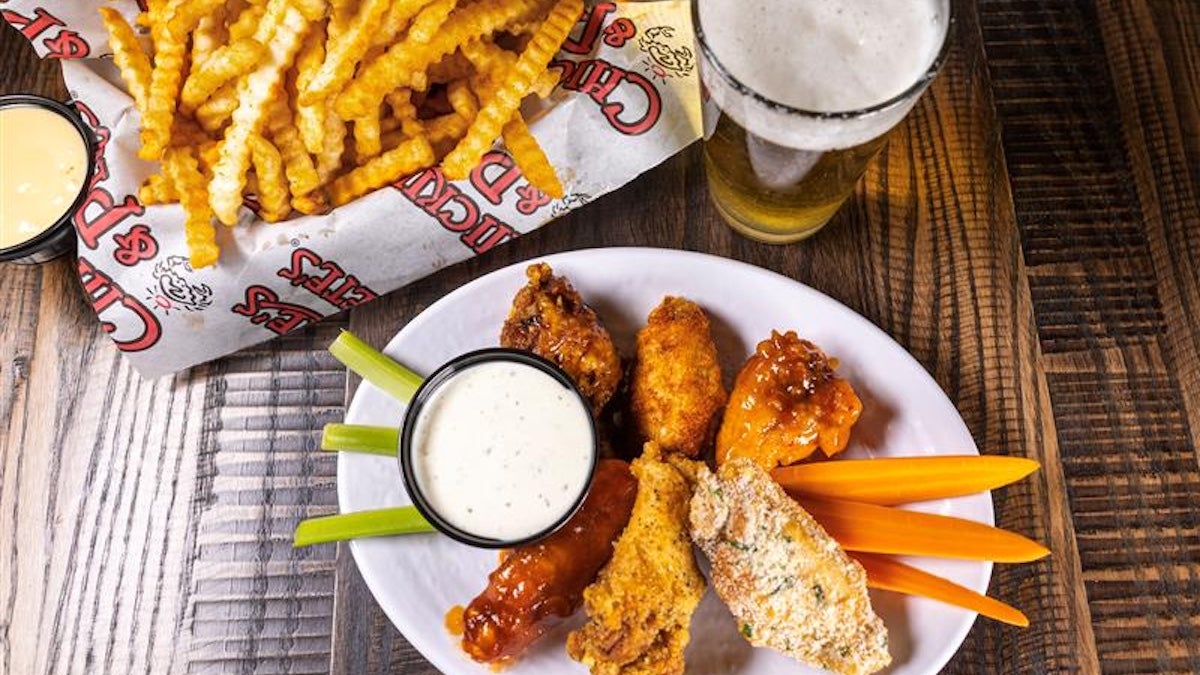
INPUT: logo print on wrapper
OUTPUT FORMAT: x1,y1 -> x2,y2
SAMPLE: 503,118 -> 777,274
637,26 -> 695,82
147,256 -> 214,314
551,193 -> 592,218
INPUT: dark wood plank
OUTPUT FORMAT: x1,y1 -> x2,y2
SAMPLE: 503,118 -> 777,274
978,0 -> 1200,672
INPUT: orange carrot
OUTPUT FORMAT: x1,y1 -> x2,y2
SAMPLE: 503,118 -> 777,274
796,496 -> 1050,563
772,455 -> 1039,506
850,552 -> 1029,627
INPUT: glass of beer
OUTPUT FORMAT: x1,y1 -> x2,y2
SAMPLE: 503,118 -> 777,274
694,0 -> 952,243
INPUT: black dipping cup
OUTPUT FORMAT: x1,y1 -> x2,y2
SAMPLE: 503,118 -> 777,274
0,95 -> 96,264
399,348 -> 600,549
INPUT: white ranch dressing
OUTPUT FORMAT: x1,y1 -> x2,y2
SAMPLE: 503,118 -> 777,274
411,361 -> 594,541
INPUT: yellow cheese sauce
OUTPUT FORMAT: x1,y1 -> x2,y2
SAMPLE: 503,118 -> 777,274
0,105 -> 89,249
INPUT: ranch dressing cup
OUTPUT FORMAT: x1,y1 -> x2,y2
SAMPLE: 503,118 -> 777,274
0,95 -> 94,264
399,349 -> 599,548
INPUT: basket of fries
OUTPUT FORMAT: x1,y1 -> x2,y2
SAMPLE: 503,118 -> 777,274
3,0 -> 700,376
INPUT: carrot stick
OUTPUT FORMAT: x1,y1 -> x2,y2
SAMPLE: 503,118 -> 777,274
772,455 -> 1039,506
850,552 -> 1029,627
796,496 -> 1050,563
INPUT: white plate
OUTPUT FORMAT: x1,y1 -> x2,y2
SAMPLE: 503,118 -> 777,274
339,248 -> 992,675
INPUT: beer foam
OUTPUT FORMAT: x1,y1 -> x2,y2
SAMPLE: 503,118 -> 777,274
698,0 -> 948,150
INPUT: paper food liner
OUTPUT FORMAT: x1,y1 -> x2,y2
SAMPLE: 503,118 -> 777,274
3,1 -> 701,377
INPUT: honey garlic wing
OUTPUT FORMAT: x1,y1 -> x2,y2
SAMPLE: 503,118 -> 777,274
459,459 -> 638,665
500,263 -> 623,414
717,330 -> 862,470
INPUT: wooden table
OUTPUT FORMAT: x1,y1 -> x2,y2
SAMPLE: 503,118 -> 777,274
3,2 -> 1198,673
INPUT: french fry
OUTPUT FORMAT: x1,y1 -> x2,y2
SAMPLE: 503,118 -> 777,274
293,190 -> 330,215
209,0 -> 316,224
329,137 -> 435,206
406,0 -> 457,45
168,0 -> 224,35
300,0 -> 392,105
98,8 -> 153,114
335,0 -> 540,120
442,0 -> 582,179
228,2 -> 266,42
191,11 -> 227,69
502,112 -> 563,198
446,79 -> 479,120
140,1 -> 189,159
267,100 -> 321,198
426,111 -> 469,143
294,23 -> 328,156
370,0 -> 437,49
195,82 -> 239,133
249,135 -> 292,222
162,146 -> 219,269
139,173 -> 178,205
533,69 -> 560,98
316,112 -> 349,185
385,89 -> 425,137
354,110 -> 384,162
180,38 -> 267,115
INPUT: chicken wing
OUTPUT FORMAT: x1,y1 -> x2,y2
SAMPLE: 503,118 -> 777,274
567,444 -> 706,675
690,458 -> 890,675
501,263 -> 623,414
458,459 -> 638,665
717,330 -> 862,469
630,297 -> 727,458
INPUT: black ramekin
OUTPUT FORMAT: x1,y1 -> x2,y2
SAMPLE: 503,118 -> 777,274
399,348 -> 599,549
0,94 -> 96,264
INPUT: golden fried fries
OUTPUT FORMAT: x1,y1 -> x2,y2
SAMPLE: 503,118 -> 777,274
300,0 -> 392,104
180,38 -> 266,115
329,137 -> 435,206
249,135 -> 291,222
503,113 -> 563,198
99,8 -> 152,114
209,0 -> 316,224
106,0 -> 579,267
162,147 -> 218,269
442,0 -> 581,179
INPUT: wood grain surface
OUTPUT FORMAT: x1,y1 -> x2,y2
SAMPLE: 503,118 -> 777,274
2,1 -> 1198,673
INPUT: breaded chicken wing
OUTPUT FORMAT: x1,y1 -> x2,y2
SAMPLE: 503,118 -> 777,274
717,330 -> 862,469
630,297 -> 727,458
501,263 -> 622,414
459,460 -> 638,665
567,444 -> 706,675
690,459 -> 890,675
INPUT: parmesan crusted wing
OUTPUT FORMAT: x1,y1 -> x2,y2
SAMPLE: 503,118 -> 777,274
690,458 -> 890,675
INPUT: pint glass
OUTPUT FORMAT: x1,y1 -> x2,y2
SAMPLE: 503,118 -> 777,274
694,0 -> 951,243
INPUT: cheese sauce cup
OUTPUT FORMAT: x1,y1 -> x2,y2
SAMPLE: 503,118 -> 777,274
399,349 -> 599,549
0,95 -> 95,265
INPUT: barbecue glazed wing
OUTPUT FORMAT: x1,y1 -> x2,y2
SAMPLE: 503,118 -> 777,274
567,444 -> 706,674
717,330 -> 862,469
501,263 -> 622,414
690,458 -> 890,675
630,297 -> 727,458
458,460 -> 637,665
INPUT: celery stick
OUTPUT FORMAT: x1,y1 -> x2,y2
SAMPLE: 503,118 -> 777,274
293,507 -> 435,547
321,423 -> 399,456
329,330 -> 424,403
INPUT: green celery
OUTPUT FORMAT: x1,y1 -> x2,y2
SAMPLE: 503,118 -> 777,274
321,423 -> 399,456
329,330 -> 424,403
293,506 -> 435,547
